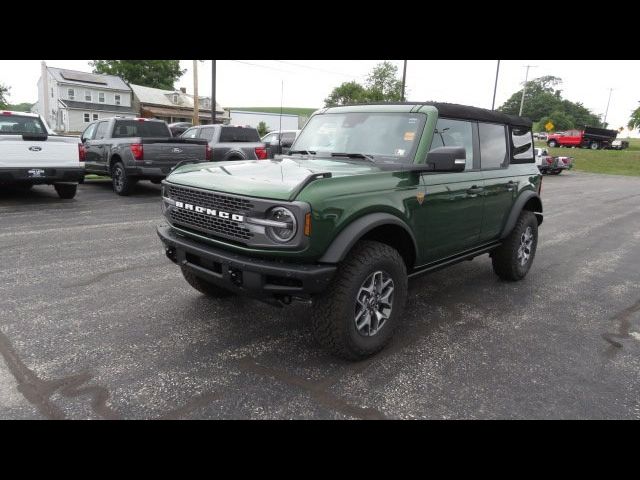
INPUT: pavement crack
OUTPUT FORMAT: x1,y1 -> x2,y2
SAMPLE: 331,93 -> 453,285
0,328 -> 122,419
601,298 -> 640,355
62,260 -> 167,288
236,357 -> 386,419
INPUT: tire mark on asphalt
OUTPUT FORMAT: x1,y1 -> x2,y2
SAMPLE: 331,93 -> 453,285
236,357 -> 386,419
62,260 -> 168,288
601,298 -> 640,355
0,328 -> 122,419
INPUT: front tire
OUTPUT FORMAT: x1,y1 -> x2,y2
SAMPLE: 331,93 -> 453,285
492,211 -> 538,281
54,183 -> 77,199
312,240 -> 408,360
111,161 -> 135,196
548,140 -> 557,148
180,266 -> 235,297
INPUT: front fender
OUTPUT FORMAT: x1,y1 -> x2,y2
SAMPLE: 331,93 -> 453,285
318,212 -> 417,264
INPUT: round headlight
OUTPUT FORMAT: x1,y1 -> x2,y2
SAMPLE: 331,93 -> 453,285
265,207 -> 297,243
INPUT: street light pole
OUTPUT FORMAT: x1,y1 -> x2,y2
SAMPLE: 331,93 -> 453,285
401,60 -> 407,101
603,88 -> 613,128
491,60 -> 500,110
519,64 -> 537,117
193,60 -> 199,125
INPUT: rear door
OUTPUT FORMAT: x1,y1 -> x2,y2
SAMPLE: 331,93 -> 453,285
479,122 -> 516,242
418,118 -> 485,263
563,130 -> 582,147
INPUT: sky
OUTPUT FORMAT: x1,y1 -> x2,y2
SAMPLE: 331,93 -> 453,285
1,59 -> 638,137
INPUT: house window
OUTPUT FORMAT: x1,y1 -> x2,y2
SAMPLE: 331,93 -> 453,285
85,90 -> 92,102
83,113 -> 90,123
99,92 -> 105,103
115,94 -> 121,105
51,87 -> 54,98
93,113 -> 99,121
172,94 -> 178,103
68,88 -> 75,100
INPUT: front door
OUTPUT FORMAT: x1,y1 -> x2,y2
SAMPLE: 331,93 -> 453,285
415,118 -> 485,264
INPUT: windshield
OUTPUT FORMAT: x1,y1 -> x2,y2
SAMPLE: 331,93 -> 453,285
0,114 -> 47,136
292,112 -> 426,162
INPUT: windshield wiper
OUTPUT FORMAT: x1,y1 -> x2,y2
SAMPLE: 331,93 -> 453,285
331,152 -> 375,162
288,150 -> 316,155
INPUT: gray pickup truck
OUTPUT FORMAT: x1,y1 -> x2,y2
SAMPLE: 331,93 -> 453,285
180,124 -> 268,161
81,117 -> 209,195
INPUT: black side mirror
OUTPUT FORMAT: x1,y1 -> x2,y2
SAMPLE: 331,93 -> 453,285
425,146 -> 466,172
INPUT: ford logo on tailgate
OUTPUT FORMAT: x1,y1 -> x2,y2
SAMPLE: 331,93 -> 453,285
172,148 -> 183,153
29,146 -> 42,152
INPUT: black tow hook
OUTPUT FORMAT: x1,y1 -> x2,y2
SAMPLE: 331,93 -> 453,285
165,246 -> 177,263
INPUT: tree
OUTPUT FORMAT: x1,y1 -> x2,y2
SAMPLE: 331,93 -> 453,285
324,61 -> 404,107
324,81 -> 368,107
498,75 -> 602,129
257,121 -> 269,137
628,103 -> 640,131
90,60 -> 186,90
0,83 -> 9,109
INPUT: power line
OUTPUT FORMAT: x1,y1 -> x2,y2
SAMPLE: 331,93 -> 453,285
272,60 -> 367,79
229,60 -> 296,74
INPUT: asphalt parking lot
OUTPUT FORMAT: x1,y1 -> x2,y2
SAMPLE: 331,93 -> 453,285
1,171 -> 640,419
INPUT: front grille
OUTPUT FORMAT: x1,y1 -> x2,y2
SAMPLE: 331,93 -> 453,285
168,185 -> 254,213
167,184 -> 254,242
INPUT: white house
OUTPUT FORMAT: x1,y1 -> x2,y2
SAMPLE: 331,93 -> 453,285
36,62 -> 136,133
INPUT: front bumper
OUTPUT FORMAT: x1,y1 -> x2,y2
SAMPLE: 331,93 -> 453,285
0,166 -> 84,184
157,225 -> 336,298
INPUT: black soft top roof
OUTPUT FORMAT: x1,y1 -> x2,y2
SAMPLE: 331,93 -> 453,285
424,102 -> 532,128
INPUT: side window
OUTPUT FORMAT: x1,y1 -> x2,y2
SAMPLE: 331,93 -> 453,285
479,123 -> 507,169
94,121 -> 109,140
182,127 -> 200,139
430,118 -> 474,169
82,123 -> 97,141
282,132 -> 296,145
510,126 -> 534,164
199,128 -> 214,142
262,133 -> 275,143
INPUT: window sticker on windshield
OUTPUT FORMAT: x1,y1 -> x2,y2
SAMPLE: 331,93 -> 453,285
404,132 -> 415,141
408,118 -> 417,124
395,149 -> 406,156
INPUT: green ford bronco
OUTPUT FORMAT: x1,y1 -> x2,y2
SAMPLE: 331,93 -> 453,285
157,102 -> 543,360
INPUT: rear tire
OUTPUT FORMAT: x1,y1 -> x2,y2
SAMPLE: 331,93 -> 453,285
312,240 -> 408,360
111,161 -> 135,196
548,140 -> 557,148
54,183 -> 77,199
180,266 -> 235,298
590,142 -> 599,150
492,211 -> 538,281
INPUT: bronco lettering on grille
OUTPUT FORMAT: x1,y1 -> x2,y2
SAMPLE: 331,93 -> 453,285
174,201 -> 244,222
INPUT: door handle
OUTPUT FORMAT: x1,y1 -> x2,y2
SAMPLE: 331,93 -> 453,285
466,186 -> 484,195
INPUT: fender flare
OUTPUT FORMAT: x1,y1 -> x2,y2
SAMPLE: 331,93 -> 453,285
318,212 -> 418,264
223,150 -> 247,161
500,190 -> 543,240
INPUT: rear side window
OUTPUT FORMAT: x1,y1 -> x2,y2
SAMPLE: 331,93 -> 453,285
0,114 -> 47,135
198,128 -> 215,142
219,127 -> 260,142
112,120 -> 170,138
181,127 -> 200,139
479,123 -> 507,169
510,127 -> 534,163
430,118 -> 474,169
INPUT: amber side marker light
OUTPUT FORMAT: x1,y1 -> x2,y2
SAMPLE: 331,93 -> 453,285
304,212 -> 312,236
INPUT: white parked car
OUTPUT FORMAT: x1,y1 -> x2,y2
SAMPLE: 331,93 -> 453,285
534,147 -> 573,175
0,110 -> 84,198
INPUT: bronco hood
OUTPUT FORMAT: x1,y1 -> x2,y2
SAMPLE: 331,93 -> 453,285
165,157 -> 386,200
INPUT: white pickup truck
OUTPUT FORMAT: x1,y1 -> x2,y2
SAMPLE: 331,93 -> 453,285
0,110 -> 84,198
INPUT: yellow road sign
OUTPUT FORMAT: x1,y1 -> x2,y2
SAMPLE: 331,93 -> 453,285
545,121 -> 554,131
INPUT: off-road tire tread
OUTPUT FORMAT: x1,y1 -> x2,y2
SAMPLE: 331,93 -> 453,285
312,240 -> 407,360
491,210 -> 537,281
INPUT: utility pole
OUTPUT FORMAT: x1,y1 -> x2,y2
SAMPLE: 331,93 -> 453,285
401,60 -> 407,101
491,60 -> 500,110
519,64 -> 537,117
211,60 -> 216,124
603,88 -> 613,128
193,60 -> 199,125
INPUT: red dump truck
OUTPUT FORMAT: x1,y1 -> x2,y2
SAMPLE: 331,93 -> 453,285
546,126 -> 618,150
